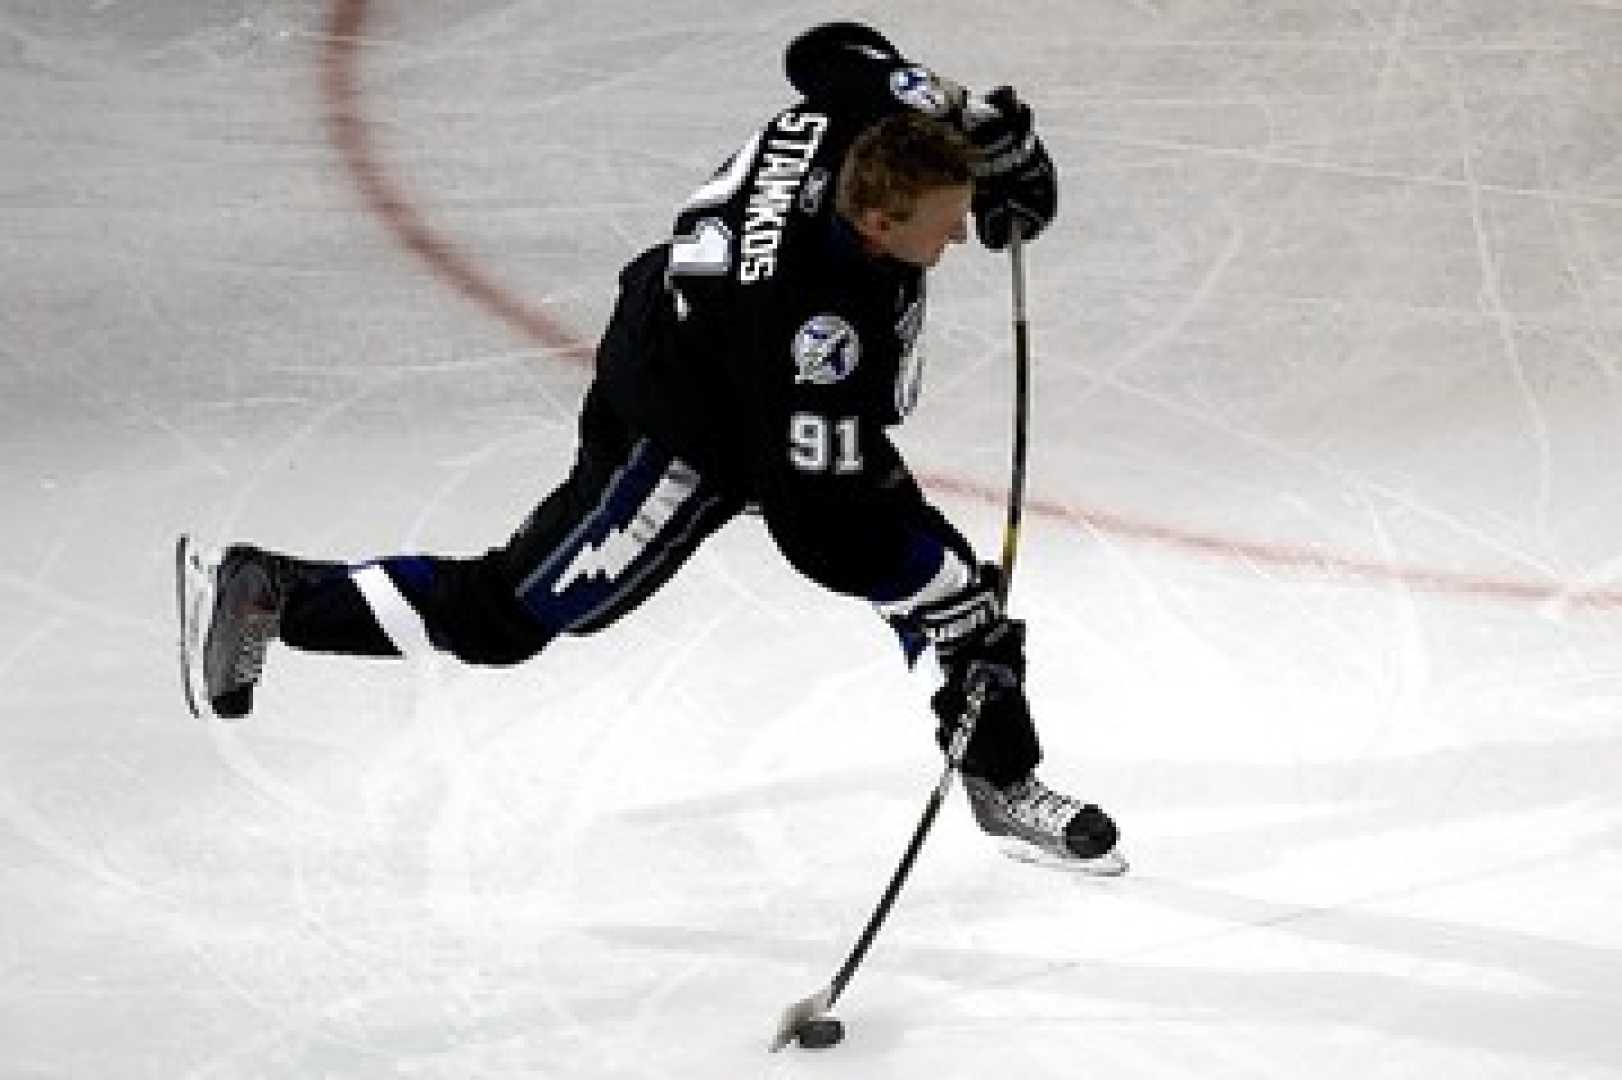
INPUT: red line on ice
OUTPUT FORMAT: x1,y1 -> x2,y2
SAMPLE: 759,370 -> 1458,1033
921,474 -> 1622,611
321,0 -> 588,361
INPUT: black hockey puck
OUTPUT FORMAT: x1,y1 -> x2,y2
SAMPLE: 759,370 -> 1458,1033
795,1016 -> 844,1049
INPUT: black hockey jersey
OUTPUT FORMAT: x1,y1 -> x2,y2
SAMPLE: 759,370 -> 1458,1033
593,24 -> 975,606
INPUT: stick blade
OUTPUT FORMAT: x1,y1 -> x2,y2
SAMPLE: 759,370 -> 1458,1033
767,986 -> 833,1053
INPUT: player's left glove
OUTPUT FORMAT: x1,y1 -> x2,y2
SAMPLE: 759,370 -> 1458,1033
963,86 -> 1058,250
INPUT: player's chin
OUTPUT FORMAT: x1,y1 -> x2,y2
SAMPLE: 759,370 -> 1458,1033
899,245 -> 950,269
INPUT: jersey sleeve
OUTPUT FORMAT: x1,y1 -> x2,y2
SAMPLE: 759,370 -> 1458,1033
783,21 -> 963,121
759,420 -> 978,613
727,291 -> 977,612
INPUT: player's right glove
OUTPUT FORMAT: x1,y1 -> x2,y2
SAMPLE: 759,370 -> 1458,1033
963,86 -> 1058,250
917,564 -> 1042,785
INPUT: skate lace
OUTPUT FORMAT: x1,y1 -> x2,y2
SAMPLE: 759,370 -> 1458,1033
230,611 -> 276,686
1002,777 -> 1080,835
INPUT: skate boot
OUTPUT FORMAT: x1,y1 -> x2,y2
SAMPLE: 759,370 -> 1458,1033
963,772 -> 1129,875
175,535 -> 294,720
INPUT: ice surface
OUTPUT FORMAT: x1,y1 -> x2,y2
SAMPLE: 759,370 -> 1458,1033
3,1 -> 1621,1076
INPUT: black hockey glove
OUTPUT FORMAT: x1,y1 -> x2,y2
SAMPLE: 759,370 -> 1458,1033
930,617 -> 1042,787
963,86 -> 1058,250
914,564 -> 1040,786
913,562 -> 1006,655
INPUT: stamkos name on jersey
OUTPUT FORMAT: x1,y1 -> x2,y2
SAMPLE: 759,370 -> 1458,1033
740,111 -> 828,283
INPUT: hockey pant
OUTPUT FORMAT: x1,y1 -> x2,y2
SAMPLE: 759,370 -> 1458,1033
279,387 -> 739,663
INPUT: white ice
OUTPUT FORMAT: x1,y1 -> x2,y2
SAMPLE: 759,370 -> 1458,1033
4,1 -> 1622,1076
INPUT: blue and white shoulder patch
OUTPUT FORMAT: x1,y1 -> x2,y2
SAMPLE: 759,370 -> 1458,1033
792,314 -> 861,385
889,66 -> 953,117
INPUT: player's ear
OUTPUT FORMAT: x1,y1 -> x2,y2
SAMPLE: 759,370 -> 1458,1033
856,204 -> 908,240
853,206 -> 894,247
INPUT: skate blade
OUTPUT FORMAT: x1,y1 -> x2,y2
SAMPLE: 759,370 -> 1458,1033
174,534 -> 216,721
997,838 -> 1131,876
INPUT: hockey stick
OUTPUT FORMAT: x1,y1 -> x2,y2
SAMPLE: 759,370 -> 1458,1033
769,224 -> 1032,1051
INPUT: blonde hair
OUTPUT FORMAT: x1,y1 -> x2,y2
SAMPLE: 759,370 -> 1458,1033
836,112 -> 977,222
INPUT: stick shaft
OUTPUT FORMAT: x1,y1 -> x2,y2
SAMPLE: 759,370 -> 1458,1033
999,231 -> 1031,595
818,226 -> 1032,1014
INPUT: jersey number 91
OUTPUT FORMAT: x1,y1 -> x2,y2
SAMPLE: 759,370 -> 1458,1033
790,413 -> 863,475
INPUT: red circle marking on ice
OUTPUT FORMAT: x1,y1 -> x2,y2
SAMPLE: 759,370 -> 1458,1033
321,0 -> 588,361
319,0 -> 1622,614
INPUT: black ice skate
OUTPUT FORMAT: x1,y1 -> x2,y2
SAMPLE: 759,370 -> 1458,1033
963,773 -> 1129,875
175,536 -> 289,720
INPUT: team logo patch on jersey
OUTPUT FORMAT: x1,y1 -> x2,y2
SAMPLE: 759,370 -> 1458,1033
792,315 -> 861,385
890,65 -> 951,116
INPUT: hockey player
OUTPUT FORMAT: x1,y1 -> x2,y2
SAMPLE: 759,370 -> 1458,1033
177,22 -> 1126,873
